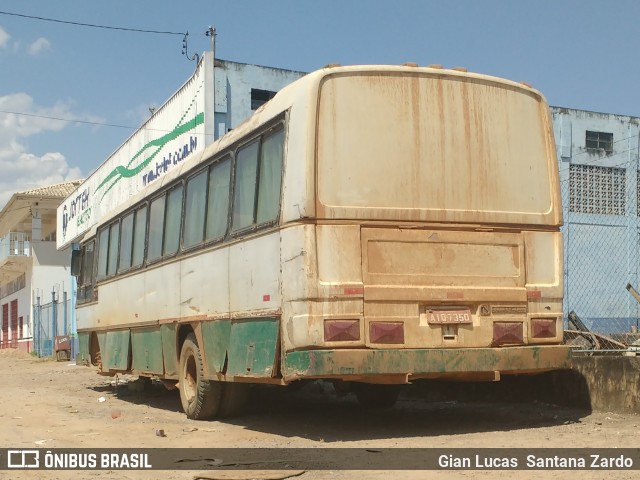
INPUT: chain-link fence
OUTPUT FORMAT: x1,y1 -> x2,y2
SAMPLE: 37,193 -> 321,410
33,292 -> 71,358
560,158 -> 640,351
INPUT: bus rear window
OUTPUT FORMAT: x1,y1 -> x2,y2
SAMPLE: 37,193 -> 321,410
317,74 -> 555,224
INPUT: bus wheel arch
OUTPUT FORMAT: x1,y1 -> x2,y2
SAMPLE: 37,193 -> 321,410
89,332 -> 102,370
176,324 -> 195,363
178,332 -> 222,420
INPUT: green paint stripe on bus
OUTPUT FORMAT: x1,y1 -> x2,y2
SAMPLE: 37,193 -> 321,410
282,346 -> 572,378
161,324 -> 179,376
202,320 -> 232,374
78,331 -> 90,360
131,327 -> 164,374
104,329 -> 131,371
226,318 -> 279,378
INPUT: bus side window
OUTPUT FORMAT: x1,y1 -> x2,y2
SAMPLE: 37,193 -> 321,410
107,220 -> 120,276
148,195 -> 166,262
183,170 -> 208,249
232,141 -> 260,232
79,240 -> 95,303
118,211 -> 134,272
97,221 -> 119,280
256,128 -> 284,224
131,205 -> 147,268
206,158 -> 231,241
163,184 -> 184,256
97,227 -> 110,280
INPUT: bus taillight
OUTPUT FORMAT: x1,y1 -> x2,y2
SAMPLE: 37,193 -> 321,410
492,322 -> 524,346
369,322 -> 405,344
324,319 -> 360,342
530,318 -> 557,339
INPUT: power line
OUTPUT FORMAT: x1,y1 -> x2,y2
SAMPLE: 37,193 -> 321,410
1,109 -> 137,130
0,109 -> 198,135
0,109 -> 215,137
0,10 -> 185,36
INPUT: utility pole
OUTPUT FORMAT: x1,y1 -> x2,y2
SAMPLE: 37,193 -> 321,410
206,26 -> 216,59
206,26 -> 217,139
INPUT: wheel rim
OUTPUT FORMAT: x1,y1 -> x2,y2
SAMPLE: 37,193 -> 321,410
183,353 -> 197,404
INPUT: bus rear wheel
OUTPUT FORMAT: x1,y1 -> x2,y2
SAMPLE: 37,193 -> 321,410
353,383 -> 401,409
179,333 -> 222,420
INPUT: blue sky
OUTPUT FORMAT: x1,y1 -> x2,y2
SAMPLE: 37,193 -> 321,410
1,0 -> 639,206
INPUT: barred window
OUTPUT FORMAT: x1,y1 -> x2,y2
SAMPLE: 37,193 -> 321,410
569,164 -> 626,215
585,130 -> 613,155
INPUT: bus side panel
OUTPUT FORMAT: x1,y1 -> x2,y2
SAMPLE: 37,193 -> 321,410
161,323 -> 179,376
229,232 -> 281,314
226,317 -> 279,377
201,319 -> 231,374
78,331 -> 90,362
104,329 -> 130,371
131,327 -> 164,375
180,249 -> 229,318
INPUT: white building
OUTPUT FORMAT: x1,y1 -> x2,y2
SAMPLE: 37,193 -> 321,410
57,55 -> 306,251
0,181 -> 82,352
551,107 -> 640,335
212,59 -> 306,139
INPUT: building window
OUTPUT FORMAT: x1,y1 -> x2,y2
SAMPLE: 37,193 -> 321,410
569,164 -> 626,215
251,89 -> 276,110
585,130 -> 613,155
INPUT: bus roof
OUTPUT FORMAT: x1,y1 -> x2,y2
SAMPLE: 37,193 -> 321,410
82,64 -> 548,239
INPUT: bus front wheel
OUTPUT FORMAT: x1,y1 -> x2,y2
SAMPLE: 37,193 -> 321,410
179,333 -> 222,420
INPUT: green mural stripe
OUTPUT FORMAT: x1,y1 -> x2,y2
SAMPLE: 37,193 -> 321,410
95,112 -> 205,200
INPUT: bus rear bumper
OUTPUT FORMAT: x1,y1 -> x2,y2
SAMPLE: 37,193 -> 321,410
282,345 -> 572,383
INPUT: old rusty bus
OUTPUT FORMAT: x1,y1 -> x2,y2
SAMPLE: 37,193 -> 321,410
73,65 -> 570,419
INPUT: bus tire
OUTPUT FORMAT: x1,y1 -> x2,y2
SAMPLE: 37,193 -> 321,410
353,383 -> 401,409
179,333 -> 222,420
218,382 -> 250,418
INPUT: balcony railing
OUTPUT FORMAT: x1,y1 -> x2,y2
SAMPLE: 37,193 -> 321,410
0,232 -> 31,263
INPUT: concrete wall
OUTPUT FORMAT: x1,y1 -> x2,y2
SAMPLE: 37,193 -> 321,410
563,356 -> 640,412
32,241 -> 69,267
407,356 -> 640,414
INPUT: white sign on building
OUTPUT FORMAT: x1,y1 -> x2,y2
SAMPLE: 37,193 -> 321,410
56,53 -> 214,249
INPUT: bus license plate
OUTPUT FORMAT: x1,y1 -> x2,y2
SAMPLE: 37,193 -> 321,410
427,309 -> 472,324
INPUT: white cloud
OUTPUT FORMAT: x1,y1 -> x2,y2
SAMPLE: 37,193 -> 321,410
0,152 -> 83,207
0,27 -> 51,55
0,93 -> 90,207
0,26 -> 10,49
28,37 -> 51,56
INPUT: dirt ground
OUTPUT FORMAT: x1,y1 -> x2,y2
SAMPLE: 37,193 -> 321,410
0,349 -> 638,480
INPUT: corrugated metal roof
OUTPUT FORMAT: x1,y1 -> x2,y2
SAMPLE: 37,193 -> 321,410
17,180 -> 84,199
